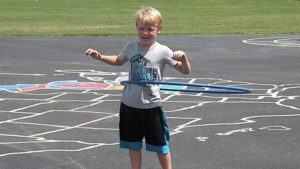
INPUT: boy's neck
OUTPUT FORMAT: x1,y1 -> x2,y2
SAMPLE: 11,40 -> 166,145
138,41 -> 156,48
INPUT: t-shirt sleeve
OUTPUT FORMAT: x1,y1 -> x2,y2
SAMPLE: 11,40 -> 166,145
118,43 -> 130,64
164,46 -> 178,67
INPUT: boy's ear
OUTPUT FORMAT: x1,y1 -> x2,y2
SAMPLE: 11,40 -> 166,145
158,26 -> 162,33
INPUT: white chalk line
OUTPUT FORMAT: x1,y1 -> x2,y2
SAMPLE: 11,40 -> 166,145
243,36 -> 300,47
0,70 -> 299,158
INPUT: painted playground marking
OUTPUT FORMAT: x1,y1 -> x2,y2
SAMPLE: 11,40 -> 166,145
0,70 -> 299,157
243,36 -> 300,47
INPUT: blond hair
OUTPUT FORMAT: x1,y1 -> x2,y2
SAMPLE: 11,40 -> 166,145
136,7 -> 162,29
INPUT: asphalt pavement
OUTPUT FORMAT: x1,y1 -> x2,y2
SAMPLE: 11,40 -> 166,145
0,35 -> 299,169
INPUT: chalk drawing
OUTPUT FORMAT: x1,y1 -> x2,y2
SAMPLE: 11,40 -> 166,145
0,69 -> 299,158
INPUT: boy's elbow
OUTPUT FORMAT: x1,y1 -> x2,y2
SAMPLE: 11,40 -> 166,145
174,63 -> 191,74
181,67 -> 191,74
115,57 -> 124,66
184,66 -> 191,74
182,69 -> 191,74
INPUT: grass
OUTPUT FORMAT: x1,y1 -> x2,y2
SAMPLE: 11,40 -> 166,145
0,0 -> 300,36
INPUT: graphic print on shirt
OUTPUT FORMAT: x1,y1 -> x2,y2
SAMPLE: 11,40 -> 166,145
130,54 -> 159,81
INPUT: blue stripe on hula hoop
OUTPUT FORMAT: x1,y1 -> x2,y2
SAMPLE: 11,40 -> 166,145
120,80 -> 251,94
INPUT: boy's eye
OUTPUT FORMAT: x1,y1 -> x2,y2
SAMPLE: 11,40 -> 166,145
147,27 -> 155,31
139,27 -> 156,32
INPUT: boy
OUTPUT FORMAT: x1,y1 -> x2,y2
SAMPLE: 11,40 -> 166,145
85,6 -> 191,169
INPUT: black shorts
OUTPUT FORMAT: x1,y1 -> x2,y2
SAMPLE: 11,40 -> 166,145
119,103 -> 170,154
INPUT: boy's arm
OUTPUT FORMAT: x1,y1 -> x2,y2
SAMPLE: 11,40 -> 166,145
172,51 -> 191,74
85,48 -> 123,66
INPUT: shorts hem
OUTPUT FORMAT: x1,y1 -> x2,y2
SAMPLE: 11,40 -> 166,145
119,140 -> 142,150
146,143 -> 170,154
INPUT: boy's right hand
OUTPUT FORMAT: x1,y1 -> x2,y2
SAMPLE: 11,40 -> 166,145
85,48 -> 101,60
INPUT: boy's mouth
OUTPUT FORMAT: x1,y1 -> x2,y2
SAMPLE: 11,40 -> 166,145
142,36 -> 151,40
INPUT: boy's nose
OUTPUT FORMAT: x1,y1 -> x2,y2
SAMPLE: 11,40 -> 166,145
142,31 -> 149,35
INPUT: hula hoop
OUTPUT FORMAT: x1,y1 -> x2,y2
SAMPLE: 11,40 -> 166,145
120,80 -> 251,94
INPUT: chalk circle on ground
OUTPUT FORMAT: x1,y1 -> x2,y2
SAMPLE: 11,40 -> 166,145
243,36 -> 300,47
120,80 -> 251,94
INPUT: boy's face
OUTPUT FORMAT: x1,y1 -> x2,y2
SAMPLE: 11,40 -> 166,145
136,21 -> 161,48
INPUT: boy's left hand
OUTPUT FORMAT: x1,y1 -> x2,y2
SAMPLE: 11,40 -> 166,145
172,50 -> 191,74
172,50 -> 187,61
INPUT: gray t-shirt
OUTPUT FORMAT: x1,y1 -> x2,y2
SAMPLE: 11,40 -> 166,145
118,41 -> 178,109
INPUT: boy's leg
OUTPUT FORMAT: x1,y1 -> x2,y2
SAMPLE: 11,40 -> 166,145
158,152 -> 172,169
119,103 -> 144,169
129,150 -> 142,169
144,106 -> 172,168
